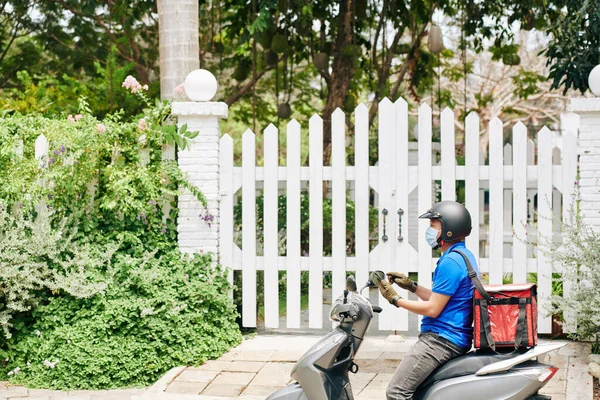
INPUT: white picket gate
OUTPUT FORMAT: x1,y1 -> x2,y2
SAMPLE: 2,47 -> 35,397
219,99 -> 578,334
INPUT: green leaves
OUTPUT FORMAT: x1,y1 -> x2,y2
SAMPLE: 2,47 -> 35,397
0,250 -> 241,390
160,123 -> 198,150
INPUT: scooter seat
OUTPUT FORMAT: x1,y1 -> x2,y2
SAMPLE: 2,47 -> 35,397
419,349 -> 527,389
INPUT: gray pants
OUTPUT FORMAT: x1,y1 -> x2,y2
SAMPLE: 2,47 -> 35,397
386,332 -> 469,400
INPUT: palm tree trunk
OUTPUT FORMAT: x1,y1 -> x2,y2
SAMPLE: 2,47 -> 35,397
157,0 -> 199,100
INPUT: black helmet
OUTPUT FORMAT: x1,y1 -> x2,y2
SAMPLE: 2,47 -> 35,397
419,201 -> 472,245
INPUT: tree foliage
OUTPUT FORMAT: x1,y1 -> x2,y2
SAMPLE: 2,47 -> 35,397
0,0 -> 594,145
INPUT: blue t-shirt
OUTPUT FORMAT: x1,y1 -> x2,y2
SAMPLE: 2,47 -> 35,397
420,242 -> 477,348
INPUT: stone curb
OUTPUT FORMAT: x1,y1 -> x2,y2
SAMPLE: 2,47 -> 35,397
146,366 -> 186,393
134,392 -> 263,400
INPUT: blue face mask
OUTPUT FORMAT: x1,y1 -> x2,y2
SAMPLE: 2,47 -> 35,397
425,226 -> 441,248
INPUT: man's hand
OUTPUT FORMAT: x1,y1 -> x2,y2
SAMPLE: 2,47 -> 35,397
378,280 -> 402,306
387,272 -> 418,293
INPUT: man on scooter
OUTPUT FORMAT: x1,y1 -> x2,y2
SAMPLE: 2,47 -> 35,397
378,200 -> 477,400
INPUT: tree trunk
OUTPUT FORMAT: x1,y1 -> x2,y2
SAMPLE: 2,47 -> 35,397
157,0 -> 199,100
322,0 -> 356,165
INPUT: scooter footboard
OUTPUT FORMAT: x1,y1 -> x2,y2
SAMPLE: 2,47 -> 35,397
266,382 -> 308,400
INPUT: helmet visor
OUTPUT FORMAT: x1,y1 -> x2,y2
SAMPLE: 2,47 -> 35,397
419,209 -> 441,219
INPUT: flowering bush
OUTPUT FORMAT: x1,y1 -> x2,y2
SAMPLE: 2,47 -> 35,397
0,77 -> 240,389
531,189 -> 600,342
0,209 -> 110,339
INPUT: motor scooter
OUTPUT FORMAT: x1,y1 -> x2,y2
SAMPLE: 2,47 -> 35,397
267,271 -> 565,400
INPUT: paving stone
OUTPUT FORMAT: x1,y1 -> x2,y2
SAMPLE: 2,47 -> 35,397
67,390 -> 97,397
225,361 -> 266,373
355,351 -> 382,360
379,352 -> 405,360
558,342 -> 591,357
201,383 -> 245,397
219,351 -> 274,362
250,363 -> 294,387
362,379 -> 388,390
545,354 -> 568,368
89,388 -> 146,399
542,394 -> 565,400
165,380 -> 207,395
241,385 -> 285,397
176,369 -> 219,383
566,360 -> 593,400
371,373 -> 395,382
211,372 -> 256,386
268,351 -> 304,362
0,386 -> 28,398
348,379 -> 371,393
26,389 -> 58,398
357,387 -> 387,399
349,372 -> 376,383
196,360 -> 232,371
540,376 -> 567,394
569,355 -> 589,369
355,359 -> 399,373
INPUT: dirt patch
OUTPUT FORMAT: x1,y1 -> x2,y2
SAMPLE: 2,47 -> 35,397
594,377 -> 599,400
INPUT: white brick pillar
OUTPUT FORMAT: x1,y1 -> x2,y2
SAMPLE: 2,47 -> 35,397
570,98 -> 600,231
172,101 -> 228,255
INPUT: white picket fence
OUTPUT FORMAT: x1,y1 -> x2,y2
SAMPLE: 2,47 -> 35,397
219,99 -> 578,334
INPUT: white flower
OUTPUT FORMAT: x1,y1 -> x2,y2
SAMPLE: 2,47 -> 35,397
67,340 -> 71,344
140,307 -> 155,318
43,359 -> 59,368
138,134 -> 147,146
35,330 -> 41,336
27,362 -> 31,367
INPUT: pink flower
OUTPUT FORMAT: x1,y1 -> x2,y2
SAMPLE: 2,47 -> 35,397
74,114 -> 83,121
175,84 -> 185,95
97,124 -> 106,134
67,115 -> 75,123
122,75 -> 148,94
137,118 -> 149,131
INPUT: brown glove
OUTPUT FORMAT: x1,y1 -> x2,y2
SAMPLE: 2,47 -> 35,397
387,272 -> 418,293
378,280 -> 402,306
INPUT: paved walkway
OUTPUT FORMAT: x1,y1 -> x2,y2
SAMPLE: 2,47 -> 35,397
137,335 -> 592,400
1,335 -> 592,400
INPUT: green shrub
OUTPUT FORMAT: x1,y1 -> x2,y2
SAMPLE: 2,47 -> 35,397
0,209 -> 109,339
0,249 -> 241,389
0,82 -> 241,389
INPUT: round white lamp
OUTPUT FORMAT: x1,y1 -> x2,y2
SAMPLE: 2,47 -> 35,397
588,65 -> 600,96
184,69 -> 218,101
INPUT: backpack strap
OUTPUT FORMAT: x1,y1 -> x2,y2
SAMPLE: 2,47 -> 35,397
451,249 -> 496,351
514,297 -> 528,349
450,249 -> 492,302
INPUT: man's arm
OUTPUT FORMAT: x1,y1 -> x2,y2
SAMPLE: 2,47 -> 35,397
414,285 -> 432,301
393,292 -> 451,318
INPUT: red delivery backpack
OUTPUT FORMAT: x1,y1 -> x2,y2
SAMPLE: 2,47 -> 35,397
452,249 -> 538,351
